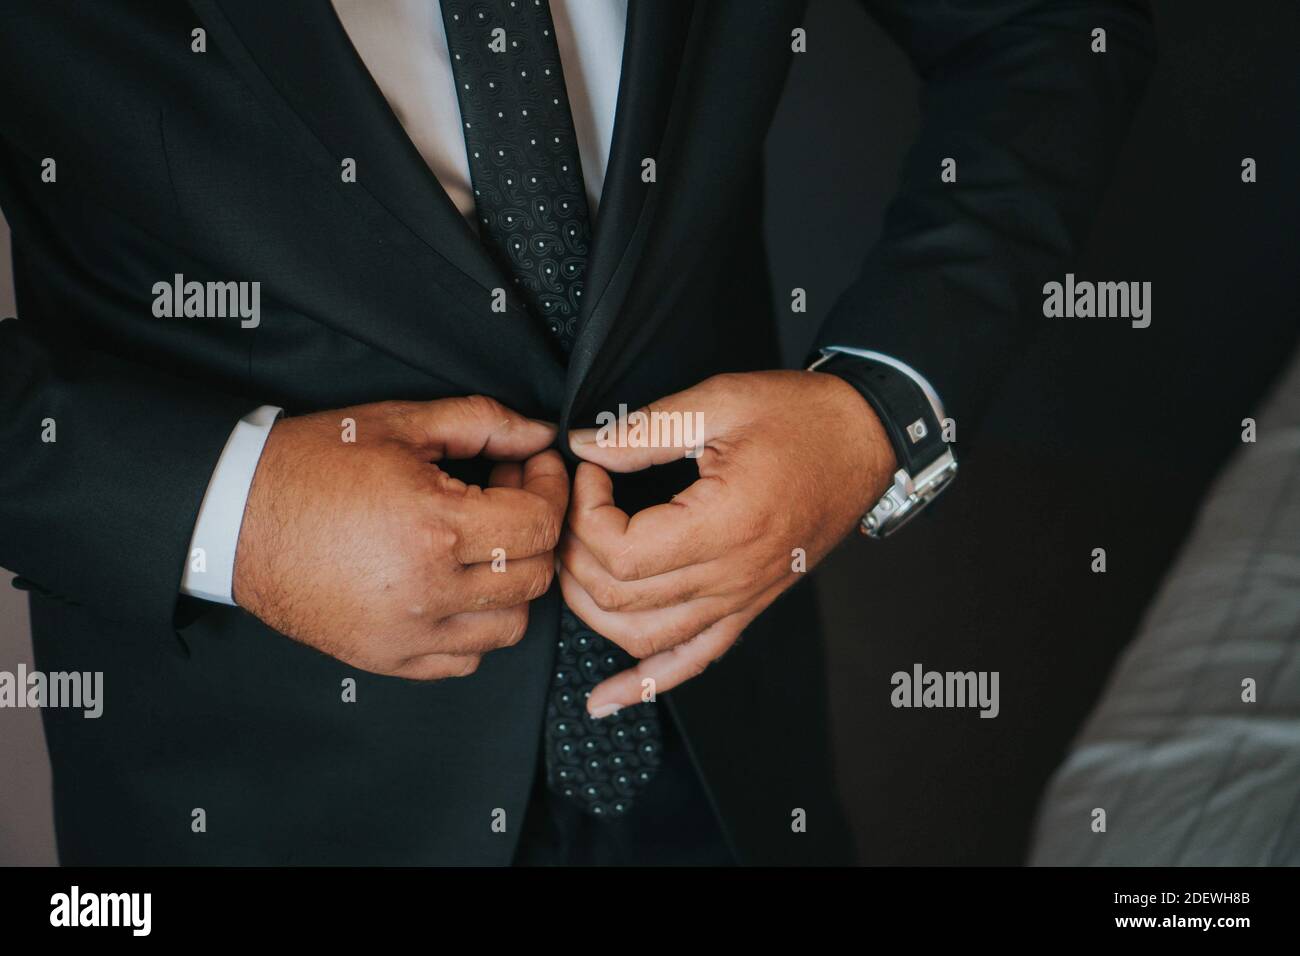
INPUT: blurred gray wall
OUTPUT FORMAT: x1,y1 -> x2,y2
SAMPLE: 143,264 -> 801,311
0,218 -> 58,866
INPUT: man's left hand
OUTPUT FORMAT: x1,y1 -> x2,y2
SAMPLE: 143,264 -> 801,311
561,369 -> 897,716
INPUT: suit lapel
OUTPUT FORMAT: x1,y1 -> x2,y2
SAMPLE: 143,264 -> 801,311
563,0 -> 699,431
566,0 -> 805,432
192,0 -> 705,413
194,0 -> 516,310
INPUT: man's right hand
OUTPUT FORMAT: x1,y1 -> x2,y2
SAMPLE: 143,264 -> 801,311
231,397 -> 567,680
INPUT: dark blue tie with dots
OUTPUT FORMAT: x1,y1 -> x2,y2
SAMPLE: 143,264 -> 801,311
441,0 -> 662,817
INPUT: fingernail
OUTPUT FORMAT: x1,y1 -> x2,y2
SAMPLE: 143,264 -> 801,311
589,703 -> 621,719
569,429 -> 595,448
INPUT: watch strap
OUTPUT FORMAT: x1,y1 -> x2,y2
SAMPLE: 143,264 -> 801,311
812,352 -> 949,477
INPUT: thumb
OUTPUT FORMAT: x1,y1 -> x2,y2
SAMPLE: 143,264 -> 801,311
568,390 -> 712,473
404,396 -> 556,461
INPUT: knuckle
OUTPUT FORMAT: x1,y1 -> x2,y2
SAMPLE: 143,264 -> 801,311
435,469 -> 474,498
606,550 -> 641,582
623,633 -> 654,659
673,579 -> 705,604
406,664 -> 447,682
663,619 -> 699,648
592,579 -> 630,612
526,561 -> 555,601
734,513 -> 767,547
362,655 -> 405,679
707,372 -> 743,399
501,606 -> 530,646
685,657 -> 711,680
533,511 -> 562,553
466,588 -> 496,611
463,394 -> 505,421
381,401 -> 420,440
563,506 -> 586,535
391,654 -> 456,682
417,516 -> 461,561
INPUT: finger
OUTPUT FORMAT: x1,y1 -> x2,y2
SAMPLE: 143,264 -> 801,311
586,612 -> 747,713
390,653 -> 483,682
422,603 -> 531,655
566,461 -> 743,579
451,552 -> 556,610
519,448 -> 570,520
452,450 -> 569,562
558,566 -> 737,658
447,459 -> 541,590
558,532 -> 742,613
567,391 -> 714,472
398,395 -> 557,461
339,649 -> 478,682
586,578 -> 787,711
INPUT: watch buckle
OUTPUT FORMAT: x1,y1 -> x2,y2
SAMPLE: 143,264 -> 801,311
861,450 -> 958,539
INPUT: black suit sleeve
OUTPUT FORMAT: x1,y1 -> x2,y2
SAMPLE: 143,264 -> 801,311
0,0 -> 262,633
812,0 -> 1155,437
0,147 -> 255,633
0,314 -> 254,631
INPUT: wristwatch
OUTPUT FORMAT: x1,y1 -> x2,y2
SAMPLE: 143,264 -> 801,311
807,346 -> 958,538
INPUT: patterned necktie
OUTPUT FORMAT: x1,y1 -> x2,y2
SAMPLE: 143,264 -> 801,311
441,0 -> 662,817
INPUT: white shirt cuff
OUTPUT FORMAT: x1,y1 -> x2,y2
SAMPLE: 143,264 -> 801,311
180,405 -> 284,605
812,345 -> 946,417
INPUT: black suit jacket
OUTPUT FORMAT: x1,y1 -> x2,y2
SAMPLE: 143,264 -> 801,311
0,0 -> 1153,864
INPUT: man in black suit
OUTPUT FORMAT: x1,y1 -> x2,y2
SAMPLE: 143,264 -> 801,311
0,0 -> 1153,865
